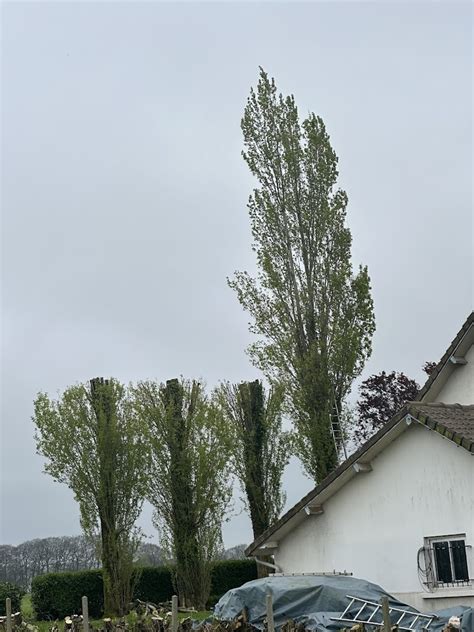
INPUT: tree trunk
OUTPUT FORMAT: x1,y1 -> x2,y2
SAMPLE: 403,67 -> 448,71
91,378 -> 128,617
238,381 -> 276,579
100,519 -> 121,616
298,351 -> 338,482
165,379 -> 211,610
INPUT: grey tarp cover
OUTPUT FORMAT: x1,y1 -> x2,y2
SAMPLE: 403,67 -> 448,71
213,576 -> 473,632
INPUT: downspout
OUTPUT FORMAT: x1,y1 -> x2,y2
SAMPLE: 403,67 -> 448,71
254,558 -> 281,573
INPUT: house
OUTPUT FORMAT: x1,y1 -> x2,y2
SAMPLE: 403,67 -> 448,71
246,312 -> 474,612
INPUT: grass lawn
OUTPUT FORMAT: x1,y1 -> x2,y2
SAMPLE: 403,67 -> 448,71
182,611 -> 212,622
21,596 -> 105,632
21,595 -> 212,630
21,594 -> 35,619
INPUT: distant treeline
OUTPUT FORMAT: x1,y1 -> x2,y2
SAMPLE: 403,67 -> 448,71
0,536 -> 246,590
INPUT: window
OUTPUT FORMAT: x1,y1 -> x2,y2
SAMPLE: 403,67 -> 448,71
425,535 -> 471,587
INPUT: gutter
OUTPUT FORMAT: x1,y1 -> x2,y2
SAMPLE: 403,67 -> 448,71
254,558 -> 281,573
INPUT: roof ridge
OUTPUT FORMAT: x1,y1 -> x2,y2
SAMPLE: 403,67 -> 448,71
416,311 -> 474,402
408,401 -> 474,410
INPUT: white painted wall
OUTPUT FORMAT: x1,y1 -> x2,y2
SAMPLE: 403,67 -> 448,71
435,344 -> 474,404
274,423 -> 474,609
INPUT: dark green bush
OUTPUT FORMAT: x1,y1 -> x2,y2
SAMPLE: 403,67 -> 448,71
31,570 -> 103,620
133,566 -> 174,604
133,560 -> 257,607
31,559 -> 257,620
0,582 -> 25,615
210,559 -> 257,597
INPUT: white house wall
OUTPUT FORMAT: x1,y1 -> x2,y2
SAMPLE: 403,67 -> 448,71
274,422 -> 474,609
434,344 -> 474,404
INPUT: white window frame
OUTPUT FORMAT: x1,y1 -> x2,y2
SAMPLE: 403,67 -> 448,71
424,534 -> 472,589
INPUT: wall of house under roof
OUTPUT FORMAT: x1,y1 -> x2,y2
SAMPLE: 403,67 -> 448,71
274,422 -> 474,611
434,343 -> 474,404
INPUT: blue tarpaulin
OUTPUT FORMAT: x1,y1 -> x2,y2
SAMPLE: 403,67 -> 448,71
213,575 -> 473,632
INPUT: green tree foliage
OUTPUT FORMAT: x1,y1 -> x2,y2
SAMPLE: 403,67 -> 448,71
229,69 -> 375,482
132,378 -> 231,610
0,582 -> 24,615
216,380 -> 288,542
216,380 -> 289,577
33,378 -> 149,616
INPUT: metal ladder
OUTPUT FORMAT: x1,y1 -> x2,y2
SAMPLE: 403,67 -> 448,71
331,595 -> 437,630
331,395 -> 348,463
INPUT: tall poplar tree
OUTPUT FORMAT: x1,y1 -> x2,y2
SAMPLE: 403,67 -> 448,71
33,378 -> 148,616
229,69 -> 375,482
132,378 -> 231,609
216,380 -> 289,575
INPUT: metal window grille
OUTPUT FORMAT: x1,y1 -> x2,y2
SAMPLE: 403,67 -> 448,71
424,538 -> 472,588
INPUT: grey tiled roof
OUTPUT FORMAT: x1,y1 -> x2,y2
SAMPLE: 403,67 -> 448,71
407,402 -> 474,452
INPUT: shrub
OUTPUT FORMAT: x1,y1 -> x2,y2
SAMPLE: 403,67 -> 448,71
210,560 -> 257,597
0,582 -> 25,616
31,570 -> 103,620
133,566 -> 174,604
31,559 -> 257,619
133,561 -> 258,608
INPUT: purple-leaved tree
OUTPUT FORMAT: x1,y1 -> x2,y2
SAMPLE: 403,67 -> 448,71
354,362 -> 436,443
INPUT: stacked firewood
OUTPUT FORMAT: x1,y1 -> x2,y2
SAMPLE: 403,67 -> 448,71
51,615 -> 85,632
0,612 -> 38,632
198,612 -> 256,632
40,601 -> 202,632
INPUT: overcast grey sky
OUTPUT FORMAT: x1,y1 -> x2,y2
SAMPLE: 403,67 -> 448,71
1,1 -> 472,548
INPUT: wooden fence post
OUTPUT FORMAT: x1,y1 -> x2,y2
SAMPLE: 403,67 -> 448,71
381,596 -> 391,632
5,598 -> 12,632
266,594 -> 275,632
171,595 -> 178,632
82,596 -> 89,632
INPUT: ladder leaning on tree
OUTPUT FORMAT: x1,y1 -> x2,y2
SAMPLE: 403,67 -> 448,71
330,390 -> 348,464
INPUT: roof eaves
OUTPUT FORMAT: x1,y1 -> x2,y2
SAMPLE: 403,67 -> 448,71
416,312 -> 474,402
406,403 -> 474,454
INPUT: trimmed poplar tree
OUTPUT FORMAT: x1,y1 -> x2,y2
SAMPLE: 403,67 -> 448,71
132,378 -> 231,609
33,378 -> 148,616
216,380 -> 289,576
229,69 -> 375,482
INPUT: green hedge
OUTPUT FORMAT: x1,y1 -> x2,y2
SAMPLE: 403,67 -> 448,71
0,582 -> 25,615
31,560 -> 257,620
132,566 -> 174,604
32,570 -> 103,620
210,559 -> 257,596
